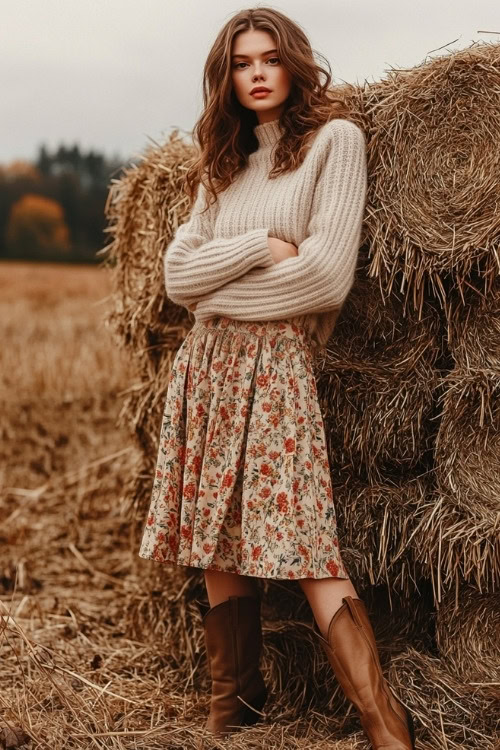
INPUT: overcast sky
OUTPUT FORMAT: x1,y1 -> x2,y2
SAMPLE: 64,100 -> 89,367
2,0 -> 499,164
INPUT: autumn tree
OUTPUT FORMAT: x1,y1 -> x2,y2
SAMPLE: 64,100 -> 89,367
5,193 -> 70,259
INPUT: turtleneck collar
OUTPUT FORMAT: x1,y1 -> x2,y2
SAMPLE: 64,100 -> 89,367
253,118 -> 283,149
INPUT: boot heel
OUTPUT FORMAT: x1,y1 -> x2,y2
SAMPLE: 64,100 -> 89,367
239,686 -> 268,726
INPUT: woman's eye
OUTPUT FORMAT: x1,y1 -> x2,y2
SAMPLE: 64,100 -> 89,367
234,57 -> 280,69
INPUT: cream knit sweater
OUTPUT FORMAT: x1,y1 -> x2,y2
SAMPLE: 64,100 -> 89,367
164,116 -> 367,349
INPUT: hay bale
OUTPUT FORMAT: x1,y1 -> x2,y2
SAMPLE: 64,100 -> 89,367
104,130 -> 194,354
358,41 -> 500,312
445,274 -> 500,370
436,581 -> 500,689
410,483 -> 499,601
315,255 -> 444,482
435,366 -> 500,516
333,475 -> 430,596
423,366 -> 500,596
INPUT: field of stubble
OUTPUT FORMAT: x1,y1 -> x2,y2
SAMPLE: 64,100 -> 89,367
0,262 -> 192,748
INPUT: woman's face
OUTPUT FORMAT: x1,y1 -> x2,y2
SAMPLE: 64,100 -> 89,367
231,29 -> 292,124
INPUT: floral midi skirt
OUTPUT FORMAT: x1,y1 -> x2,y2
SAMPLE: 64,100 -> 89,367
138,315 -> 349,580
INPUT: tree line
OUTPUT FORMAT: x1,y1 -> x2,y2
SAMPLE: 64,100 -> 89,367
0,144 -> 134,263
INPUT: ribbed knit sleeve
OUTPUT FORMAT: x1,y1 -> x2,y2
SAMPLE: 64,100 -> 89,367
164,181 -> 274,306
193,120 -> 367,320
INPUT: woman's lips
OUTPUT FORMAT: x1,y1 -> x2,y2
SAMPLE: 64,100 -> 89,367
251,90 -> 270,97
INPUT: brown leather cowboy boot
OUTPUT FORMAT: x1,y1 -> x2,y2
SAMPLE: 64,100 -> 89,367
312,596 -> 416,749
195,594 -> 268,738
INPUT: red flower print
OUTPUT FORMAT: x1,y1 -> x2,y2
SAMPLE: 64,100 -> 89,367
196,403 -> 205,416
180,524 -> 192,540
156,469 -> 162,479
203,543 -> 214,554
298,544 -> 309,557
277,492 -> 288,513
298,416 -> 305,424
297,519 -> 305,528
288,571 -> 295,578
212,360 -> 223,372
257,374 -> 269,387
326,560 -> 339,577
276,531 -> 283,540
183,482 -> 196,499
260,463 -> 271,476
285,438 -> 295,453
192,455 -> 202,475
232,385 -> 239,395
259,487 -> 271,499
147,514 -> 155,526
203,508 -> 210,516
305,461 -> 312,470
262,402 -> 272,412
252,545 -> 262,560
316,500 -> 323,512
168,535 -> 178,555
220,406 -> 229,420
268,451 -> 279,460
241,406 -> 248,417
222,470 -> 233,488
292,479 -> 300,493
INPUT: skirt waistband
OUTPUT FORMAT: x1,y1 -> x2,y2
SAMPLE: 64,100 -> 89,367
191,315 -> 309,344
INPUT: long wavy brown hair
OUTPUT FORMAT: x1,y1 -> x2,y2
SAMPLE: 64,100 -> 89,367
184,6 -> 352,213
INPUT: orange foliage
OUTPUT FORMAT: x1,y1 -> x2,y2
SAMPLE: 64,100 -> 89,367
6,193 -> 70,255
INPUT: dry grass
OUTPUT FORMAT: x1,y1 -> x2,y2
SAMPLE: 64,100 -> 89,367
0,261 -> 129,401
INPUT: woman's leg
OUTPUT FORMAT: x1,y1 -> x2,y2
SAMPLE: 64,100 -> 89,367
204,569 -> 259,607
297,576 -> 359,637
299,575 -> 416,748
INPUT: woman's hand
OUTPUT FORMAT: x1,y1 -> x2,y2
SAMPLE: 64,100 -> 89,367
267,236 -> 298,263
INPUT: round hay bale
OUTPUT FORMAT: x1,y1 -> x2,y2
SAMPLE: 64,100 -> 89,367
360,41 -> 500,311
445,274 -> 500,370
315,253 -> 444,482
436,581 -> 500,689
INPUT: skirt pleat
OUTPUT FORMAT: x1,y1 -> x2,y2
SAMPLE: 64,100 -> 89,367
138,315 -> 349,580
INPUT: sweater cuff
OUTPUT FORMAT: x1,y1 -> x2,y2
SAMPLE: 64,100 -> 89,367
250,228 -> 274,267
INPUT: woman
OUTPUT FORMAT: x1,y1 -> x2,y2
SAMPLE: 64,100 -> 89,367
139,6 -> 415,749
